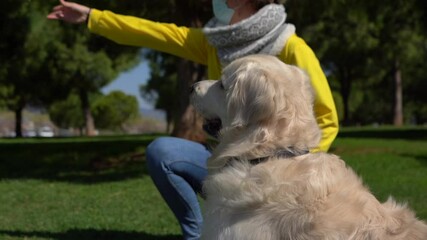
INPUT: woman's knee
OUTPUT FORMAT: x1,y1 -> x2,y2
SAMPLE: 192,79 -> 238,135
146,137 -> 177,170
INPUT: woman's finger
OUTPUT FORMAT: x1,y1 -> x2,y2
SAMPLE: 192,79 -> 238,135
46,11 -> 62,20
59,0 -> 70,7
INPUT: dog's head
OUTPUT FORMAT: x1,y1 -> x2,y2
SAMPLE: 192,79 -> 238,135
191,54 -> 321,168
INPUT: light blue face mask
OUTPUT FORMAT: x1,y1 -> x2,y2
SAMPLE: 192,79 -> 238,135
212,0 -> 235,25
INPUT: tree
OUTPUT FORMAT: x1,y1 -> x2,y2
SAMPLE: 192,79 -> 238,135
92,91 -> 139,131
47,38 -> 117,135
48,5 -> 145,135
138,0 -> 212,142
0,0 -> 142,136
0,0 -> 65,137
50,91 -> 139,132
49,93 -> 85,133
140,51 -> 178,133
374,0 -> 424,126
287,0 -> 426,125
288,0 -> 379,125
48,0 -> 183,136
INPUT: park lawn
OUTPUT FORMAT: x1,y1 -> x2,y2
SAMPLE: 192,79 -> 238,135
0,127 -> 426,240
0,135 -> 182,240
332,129 -> 427,219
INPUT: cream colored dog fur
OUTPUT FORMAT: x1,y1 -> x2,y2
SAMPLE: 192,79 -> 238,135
190,54 -> 427,240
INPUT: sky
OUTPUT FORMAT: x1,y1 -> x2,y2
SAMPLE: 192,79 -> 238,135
101,60 -> 154,109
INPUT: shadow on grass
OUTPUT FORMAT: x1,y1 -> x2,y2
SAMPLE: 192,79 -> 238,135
399,153 -> 427,166
0,229 -> 181,240
337,127 -> 427,140
0,136 -> 158,184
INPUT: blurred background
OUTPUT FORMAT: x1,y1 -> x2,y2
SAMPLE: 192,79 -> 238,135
0,0 -> 425,140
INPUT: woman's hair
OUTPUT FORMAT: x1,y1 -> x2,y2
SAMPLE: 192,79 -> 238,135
252,0 -> 286,10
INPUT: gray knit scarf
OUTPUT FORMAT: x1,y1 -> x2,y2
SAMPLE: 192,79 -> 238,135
203,4 -> 295,66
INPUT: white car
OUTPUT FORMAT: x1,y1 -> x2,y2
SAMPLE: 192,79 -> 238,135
38,126 -> 54,137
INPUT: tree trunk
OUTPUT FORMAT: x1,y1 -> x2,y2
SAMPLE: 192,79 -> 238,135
392,59 -> 403,126
166,111 -> 173,134
79,89 -> 97,136
339,68 -> 352,126
172,60 -> 206,143
14,105 -> 24,138
170,0 -> 207,143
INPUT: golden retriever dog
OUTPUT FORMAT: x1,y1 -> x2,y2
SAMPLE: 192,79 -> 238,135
190,54 -> 427,240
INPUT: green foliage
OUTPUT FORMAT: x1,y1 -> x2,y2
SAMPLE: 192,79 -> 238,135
47,1 -> 144,134
51,41 -> 115,92
0,0 -> 57,108
92,91 -> 139,130
0,0 -> 145,135
286,0 -> 427,125
1,0 -> 425,134
138,0 -> 211,137
141,0 -> 426,127
331,91 -> 343,122
140,52 -> 179,127
49,94 -> 84,129
49,91 -> 139,131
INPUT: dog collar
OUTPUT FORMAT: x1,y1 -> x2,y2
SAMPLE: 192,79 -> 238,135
247,149 -> 309,166
225,149 -> 309,168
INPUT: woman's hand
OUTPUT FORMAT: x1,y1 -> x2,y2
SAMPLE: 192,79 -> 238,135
47,0 -> 91,24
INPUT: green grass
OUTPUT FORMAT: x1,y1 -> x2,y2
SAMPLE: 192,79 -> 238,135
332,127 -> 427,219
0,127 -> 426,239
0,134 -> 181,240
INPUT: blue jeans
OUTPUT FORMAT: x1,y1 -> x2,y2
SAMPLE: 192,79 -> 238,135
146,137 -> 211,240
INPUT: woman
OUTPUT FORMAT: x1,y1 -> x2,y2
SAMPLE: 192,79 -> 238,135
48,0 -> 339,239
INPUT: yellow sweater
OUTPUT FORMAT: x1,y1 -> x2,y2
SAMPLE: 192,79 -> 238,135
88,9 -> 339,152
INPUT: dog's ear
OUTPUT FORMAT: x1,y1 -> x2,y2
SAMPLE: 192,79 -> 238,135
226,62 -> 279,128
225,57 -> 317,131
